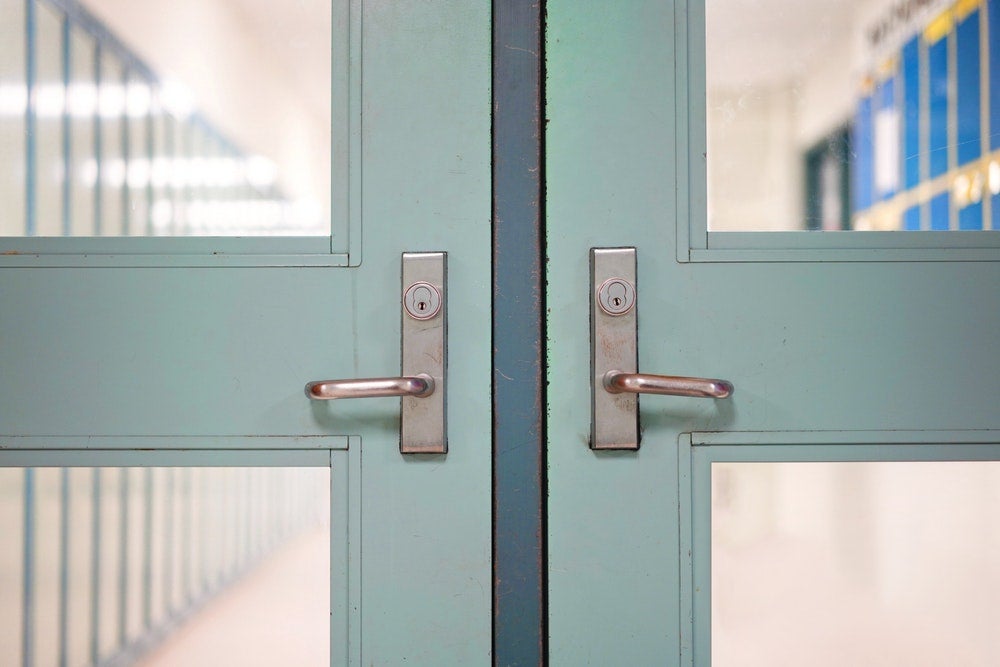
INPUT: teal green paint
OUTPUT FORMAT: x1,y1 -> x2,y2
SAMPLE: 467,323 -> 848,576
22,468 -> 35,667
343,0 -> 363,264
706,231 -> 1000,251
0,450 -> 332,468
331,442 -> 363,666
0,1 -> 491,664
547,3 -> 680,663
0,237 -> 350,267
0,436 -> 349,451
675,0 -> 700,263
677,435 -> 695,666
355,1 -> 490,661
691,430 -> 1000,446
548,0 -> 1000,663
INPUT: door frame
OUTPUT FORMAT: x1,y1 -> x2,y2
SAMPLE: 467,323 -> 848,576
491,0 -> 547,664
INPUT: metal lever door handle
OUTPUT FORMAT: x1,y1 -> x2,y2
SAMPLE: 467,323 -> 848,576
603,371 -> 733,399
305,252 -> 447,454
591,247 -> 735,450
305,374 -> 435,400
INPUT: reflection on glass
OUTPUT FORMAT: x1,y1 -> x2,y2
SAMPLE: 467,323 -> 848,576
0,467 -> 330,667
712,462 -> 1000,665
1,0 -> 331,236
707,0 -> 1000,231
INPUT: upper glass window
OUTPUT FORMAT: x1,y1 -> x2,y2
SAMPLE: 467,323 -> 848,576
706,0 -> 998,232
1,0 -> 331,237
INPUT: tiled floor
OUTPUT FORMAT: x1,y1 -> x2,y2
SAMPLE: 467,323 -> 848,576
138,527 -> 330,667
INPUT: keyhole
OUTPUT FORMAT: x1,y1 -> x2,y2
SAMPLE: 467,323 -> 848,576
597,277 -> 635,316
413,286 -> 432,313
405,282 -> 440,320
607,282 -> 629,311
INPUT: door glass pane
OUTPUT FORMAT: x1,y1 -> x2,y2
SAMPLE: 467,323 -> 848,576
707,0 -> 999,231
1,0 -> 331,236
712,462 -> 1000,664
0,466 -> 330,666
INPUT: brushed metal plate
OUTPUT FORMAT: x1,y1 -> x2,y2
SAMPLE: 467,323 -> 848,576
591,247 -> 639,450
401,252 -> 447,453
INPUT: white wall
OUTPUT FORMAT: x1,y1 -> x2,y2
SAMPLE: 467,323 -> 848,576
0,0 -> 26,236
707,84 -> 803,231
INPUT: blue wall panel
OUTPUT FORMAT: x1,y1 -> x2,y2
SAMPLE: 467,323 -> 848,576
852,96 -> 874,212
930,192 -> 950,230
903,205 -> 922,230
991,0 -> 1000,150
956,11 -> 981,166
958,201 -> 984,230
901,38 -> 921,189
928,37 -> 949,178
994,194 -> 1000,230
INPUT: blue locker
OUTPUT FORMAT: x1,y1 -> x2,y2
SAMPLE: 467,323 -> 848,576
901,38 -> 921,190
928,36 -> 949,178
930,192 -> 951,230
991,0 -> 1000,150
958,202 -> 984,230
956,10 -> 981,166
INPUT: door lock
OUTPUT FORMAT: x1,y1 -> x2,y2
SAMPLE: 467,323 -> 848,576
305,252 -> 447,454
596,277 -> 636,316
403,281 -> 442,320
590,247 -> 733,450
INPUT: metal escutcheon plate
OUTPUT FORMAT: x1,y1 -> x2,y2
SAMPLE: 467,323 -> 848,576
590,248 -> 639,450
401,253 -> 447,454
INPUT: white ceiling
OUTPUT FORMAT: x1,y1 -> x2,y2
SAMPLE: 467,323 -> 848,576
706,0 -> 872,90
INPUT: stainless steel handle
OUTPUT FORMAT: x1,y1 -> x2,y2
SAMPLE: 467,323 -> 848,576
591,247 -> 735,450
305,374 -> 435,400
603,371 -> 733,399
305,252 -> 447,454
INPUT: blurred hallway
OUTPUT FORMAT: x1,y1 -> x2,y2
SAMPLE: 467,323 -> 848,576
138,528 -> 329,667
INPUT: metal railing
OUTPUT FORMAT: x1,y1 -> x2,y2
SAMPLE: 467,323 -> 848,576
14,466 -> 328,667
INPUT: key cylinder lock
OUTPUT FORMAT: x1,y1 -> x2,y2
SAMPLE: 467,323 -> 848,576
404,281 -> 442,320
596,277 -> 636,316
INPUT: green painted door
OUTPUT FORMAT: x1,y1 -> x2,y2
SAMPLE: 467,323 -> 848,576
0,1 -> 490,664
547,1 -> 1000,664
